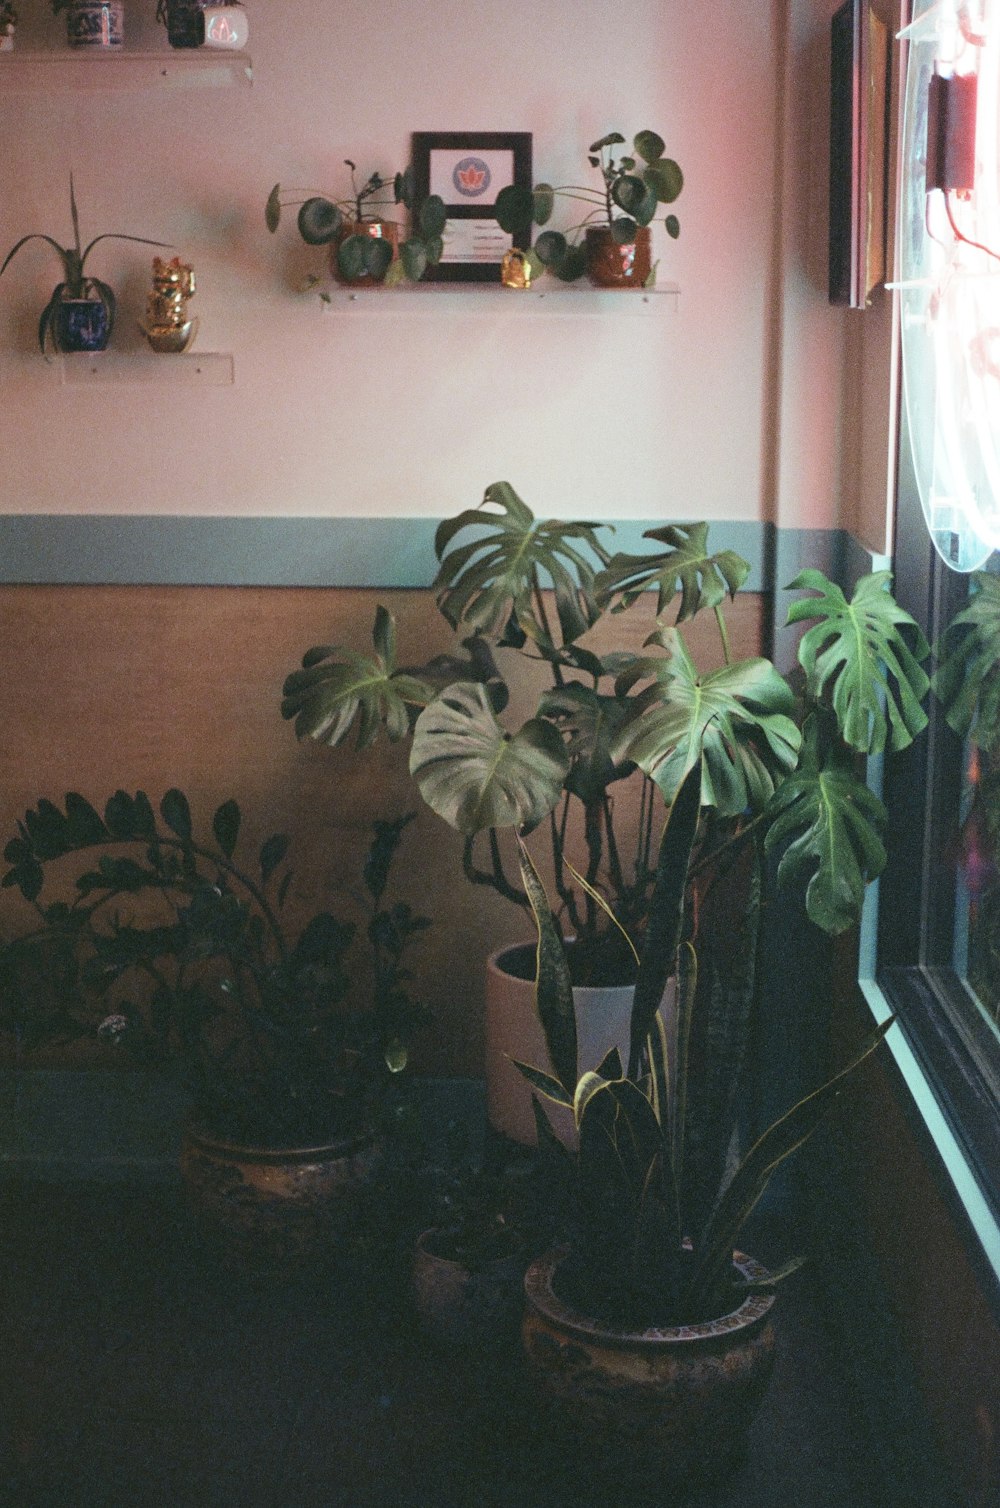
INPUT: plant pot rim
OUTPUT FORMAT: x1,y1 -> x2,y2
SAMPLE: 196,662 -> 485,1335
415,1224 -> 526,1270
486,940 -> 636,993
183,1116 -> 377,1162
524,1245 -> 775,1349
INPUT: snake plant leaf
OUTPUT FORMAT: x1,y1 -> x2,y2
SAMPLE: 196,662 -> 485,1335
764,718 -> 888,935
788,569 -> 930,755
516,834 -> 578,1096
282,606 -> 436,750
410,682 -> 569,835
596,523 -> 750,621
433,481 -> 611,649
537,684 -> 633,802
511,1058 -> 574,1108
629,762 -> 702,1077
932,571 -> 1000,751
613,630 -> 801,815
688,1015 -> 894,1318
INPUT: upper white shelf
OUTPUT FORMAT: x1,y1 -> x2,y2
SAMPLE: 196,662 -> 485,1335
0,49 -> 253,90
320,282 -> 680,315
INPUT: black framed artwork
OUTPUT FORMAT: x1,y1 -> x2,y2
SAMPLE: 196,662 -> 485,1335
411,132 -> 532,282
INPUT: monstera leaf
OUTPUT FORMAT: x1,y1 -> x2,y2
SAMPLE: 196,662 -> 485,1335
596,523 -> 749,621
788,570 -> 930,756
932,571 -> 1000,752
537,683 -> 633,802
612,629 -> 801,814
410,682 -> 570,835
764,718 -> 888,935
433,481 -> 611,649
281,606 -> 435,750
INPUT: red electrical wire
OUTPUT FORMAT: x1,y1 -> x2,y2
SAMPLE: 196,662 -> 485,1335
944,190 -> 1000,263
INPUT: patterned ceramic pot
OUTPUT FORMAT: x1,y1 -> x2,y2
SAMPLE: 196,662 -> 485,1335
585,225 -> 653,287
330,220 -> 400,286
53,297 -> 112,352
65,0 -> 124,50
412,1228 -> 527,1349
180,1120 -> 381,1259
522,1247 -> 777,1480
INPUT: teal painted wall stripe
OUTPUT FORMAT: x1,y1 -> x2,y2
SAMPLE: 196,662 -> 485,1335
0,515 -> 795,591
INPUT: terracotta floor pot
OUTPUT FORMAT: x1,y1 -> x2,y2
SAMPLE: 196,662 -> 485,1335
412,1228 -> 527,1349
585,225 -> 653,287
180,1121 -> 380,1259
330,219 -> 400,286
484,942 -> 637,1147
522,1247 -> 777,1480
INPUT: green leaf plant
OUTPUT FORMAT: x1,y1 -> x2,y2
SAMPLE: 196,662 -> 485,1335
279,480 -> 936,1323
265,163 -> 447,287
0,794 -> 430,1146
494,130 -> 683,284
283,480 -> 929,973
0,175 -> 170,354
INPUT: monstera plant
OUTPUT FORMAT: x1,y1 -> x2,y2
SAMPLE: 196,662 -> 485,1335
283,481 -> 930,973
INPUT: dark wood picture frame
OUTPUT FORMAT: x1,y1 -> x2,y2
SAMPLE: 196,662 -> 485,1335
411,131 -> 532,283
829,0 -> 889,307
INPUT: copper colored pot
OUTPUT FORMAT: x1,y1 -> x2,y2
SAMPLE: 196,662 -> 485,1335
585,225 -> 653,287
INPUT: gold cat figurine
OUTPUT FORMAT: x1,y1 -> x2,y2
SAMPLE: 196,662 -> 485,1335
141,256 -> 198,353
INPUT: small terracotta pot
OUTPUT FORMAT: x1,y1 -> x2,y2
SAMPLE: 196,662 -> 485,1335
522,1247 -> 777,1480
330,220 -> 400,287
585,225 -> 653,288
412,1228 -> 527,1348
180,1120 -> 380,1259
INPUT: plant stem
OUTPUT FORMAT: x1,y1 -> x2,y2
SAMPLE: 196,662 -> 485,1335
713,603 -> 732,666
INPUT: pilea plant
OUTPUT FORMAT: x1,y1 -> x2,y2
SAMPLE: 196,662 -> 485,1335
0,792 -> 430,1145
495,130 -> 683,281
266,165 -> 447,285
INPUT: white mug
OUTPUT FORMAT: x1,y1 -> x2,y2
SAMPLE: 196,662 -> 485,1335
201,3 -> 249,49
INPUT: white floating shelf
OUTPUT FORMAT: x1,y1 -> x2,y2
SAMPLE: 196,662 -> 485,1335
0,49 -> 252,89
59,352 -> 234,386
320,282 -> 680,315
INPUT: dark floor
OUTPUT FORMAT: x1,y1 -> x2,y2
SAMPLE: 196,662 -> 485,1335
0,1175 -> 939,1508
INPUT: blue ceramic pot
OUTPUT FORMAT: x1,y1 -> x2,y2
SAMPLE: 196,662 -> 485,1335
54,299 -> 112,354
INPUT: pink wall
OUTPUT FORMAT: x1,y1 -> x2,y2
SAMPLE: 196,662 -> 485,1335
0,1 -> 870,533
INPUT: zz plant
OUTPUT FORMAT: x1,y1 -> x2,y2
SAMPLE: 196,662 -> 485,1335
0,791 -> 429,1145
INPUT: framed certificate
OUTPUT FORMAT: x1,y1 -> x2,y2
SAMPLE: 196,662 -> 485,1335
411,132 -> 533,282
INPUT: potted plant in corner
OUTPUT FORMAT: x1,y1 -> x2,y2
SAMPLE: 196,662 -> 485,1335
494,130 -> 683,286
503,779 -> 894,1483
0,792 -> 430,1258
281,481 -> 930,1146
266,164 -> 447,288
0,175 -> 170,354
